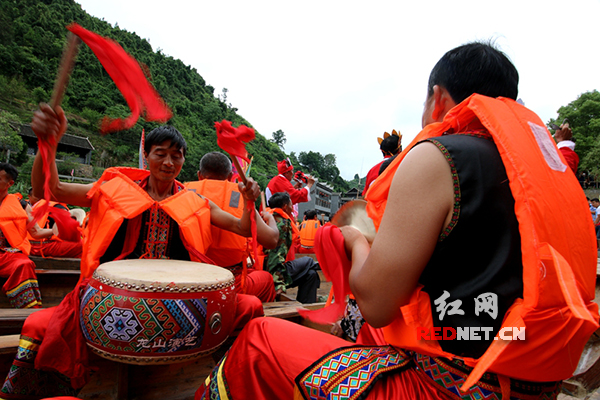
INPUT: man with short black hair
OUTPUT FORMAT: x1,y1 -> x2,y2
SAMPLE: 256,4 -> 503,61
199,41 -> 598,399
186,151 -> 277,303
265,192 -> 320,303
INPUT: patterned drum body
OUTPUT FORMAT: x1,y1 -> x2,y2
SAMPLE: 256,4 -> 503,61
80,259 -> 236,365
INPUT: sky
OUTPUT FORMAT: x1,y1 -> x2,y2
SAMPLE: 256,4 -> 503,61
76,0 -> 600,180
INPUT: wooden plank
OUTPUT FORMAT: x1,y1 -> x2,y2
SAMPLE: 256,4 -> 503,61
29,256 -> 80,271
0,334 -> 19,355
0,308 -> 42,335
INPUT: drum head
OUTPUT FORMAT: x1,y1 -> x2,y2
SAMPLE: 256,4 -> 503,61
94,259 -> 234,292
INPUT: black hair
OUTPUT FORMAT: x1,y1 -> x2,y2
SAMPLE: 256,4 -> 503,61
380,135 -> 401,156
427,41 -> 519,104
144,125 -> 187,156
0,162 -> 18,182
268,192 -> 291,209
305,210 -> 317,219
199,152 -> 232,180
592,198 -> 599,203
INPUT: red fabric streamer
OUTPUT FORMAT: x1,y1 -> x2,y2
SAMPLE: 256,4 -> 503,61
67,23 -> 172,133
214,120 -> 255,163
48,207 -> 81,242
298,224 -> 352,323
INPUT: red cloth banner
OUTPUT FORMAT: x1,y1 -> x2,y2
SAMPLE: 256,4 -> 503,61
67,23 -> 172,133
214,120 -> 255,163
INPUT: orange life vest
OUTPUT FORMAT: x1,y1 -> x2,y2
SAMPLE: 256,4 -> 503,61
366,94 -> 599,388
0,194 -> 31,255
185,180 -> 248,267
80,167 -> 212,280
299,220 -> 321,247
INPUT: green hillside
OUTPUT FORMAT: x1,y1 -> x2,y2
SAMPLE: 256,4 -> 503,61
0,0 -> 355,193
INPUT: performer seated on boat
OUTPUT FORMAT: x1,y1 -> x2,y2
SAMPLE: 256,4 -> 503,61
198,42 -> 599,400
27,199 -> 83,259
186,151 -> 276,303
263,192 -> 320,304
0,105 -> 279,399
0,162 -> 50,309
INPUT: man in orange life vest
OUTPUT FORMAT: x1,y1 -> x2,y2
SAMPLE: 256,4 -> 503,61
297,209 -> 321,254
199,42 -> 598,400
186,151 -> 276,303
266,158 -> 314,217
0,162 -> 52,308
0,104 -> 279,399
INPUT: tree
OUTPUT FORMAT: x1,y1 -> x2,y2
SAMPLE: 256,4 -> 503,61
271,129 -> 286,149
550,91 -> 600,176
0,110 -> 24,163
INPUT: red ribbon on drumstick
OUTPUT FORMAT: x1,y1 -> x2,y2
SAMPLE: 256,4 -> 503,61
31,23 -> 172,229
215,120 -> 259,291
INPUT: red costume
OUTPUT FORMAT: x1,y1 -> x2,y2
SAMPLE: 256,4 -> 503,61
557,141 -> 579,173
186,179 -> 276,303
266,160 -> 310,206
1,168 -> 263,399
198,95 -> 597,400
28,201 -> 82,259
0,194 -> 41,309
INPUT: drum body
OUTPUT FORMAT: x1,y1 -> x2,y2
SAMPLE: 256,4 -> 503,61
80,259 -> 236,365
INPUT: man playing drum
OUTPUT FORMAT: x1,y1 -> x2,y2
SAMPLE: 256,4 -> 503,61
0,104 -> 279,399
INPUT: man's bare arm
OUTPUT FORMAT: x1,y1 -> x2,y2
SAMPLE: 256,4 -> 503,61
31,104 -> 93,207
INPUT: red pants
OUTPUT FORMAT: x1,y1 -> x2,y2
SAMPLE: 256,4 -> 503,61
30,240 -> 82,258
0,291 -> 263,398
197,317 -> 452,400
0,252 -> 41,308
235,268 -> 276,303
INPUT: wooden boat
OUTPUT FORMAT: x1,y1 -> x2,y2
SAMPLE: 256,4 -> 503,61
1,256 -> 600,398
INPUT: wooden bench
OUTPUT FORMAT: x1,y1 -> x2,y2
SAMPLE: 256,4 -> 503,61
0,269 -> 79,308
29,256 -> 80,271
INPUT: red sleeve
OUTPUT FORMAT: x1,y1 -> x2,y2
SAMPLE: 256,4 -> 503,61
267,176 -> 309,204
559,147 -> 579,173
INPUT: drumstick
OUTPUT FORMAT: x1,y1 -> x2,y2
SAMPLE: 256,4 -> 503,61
50,32 -> 81,109
261,191 -> 267,211
230,154 -> 247,185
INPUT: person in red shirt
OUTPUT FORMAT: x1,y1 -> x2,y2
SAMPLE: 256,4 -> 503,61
265,159 -> 314,213
554,121 -> 578,173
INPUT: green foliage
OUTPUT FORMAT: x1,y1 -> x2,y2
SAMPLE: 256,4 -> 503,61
0,110 -> 25,162
550,90 -> 600,176
0,0 -> 353,193
270,129 -> 286,149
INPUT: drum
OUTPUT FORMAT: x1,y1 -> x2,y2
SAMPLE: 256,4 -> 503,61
79,259 -> 236,365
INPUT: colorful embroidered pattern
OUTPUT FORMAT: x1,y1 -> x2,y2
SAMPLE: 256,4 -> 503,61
414,353 -> 560,400
295,345 -> 411,400
0,336 -> 77,398
200,353 -> 232,400
80,285 -> 207,356
142,204 -> 172,259
6,279 -> 42,309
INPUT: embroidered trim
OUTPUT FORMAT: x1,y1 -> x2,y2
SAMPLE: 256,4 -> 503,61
427,139 -> 461,241
295,345 -> 412,400
414,354 -> 560,400
6,279 -> 42,309
202,353 -> 232,400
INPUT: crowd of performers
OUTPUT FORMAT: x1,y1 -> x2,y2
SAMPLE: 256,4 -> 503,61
0,41 -> 598,400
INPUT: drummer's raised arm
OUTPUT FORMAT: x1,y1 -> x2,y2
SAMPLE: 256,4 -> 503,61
31,103 -> 93,208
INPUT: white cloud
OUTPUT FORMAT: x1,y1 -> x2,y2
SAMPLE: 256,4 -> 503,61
76,0 -> 600,180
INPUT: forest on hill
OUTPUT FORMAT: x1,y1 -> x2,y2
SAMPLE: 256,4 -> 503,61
0,0 -> 358,194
